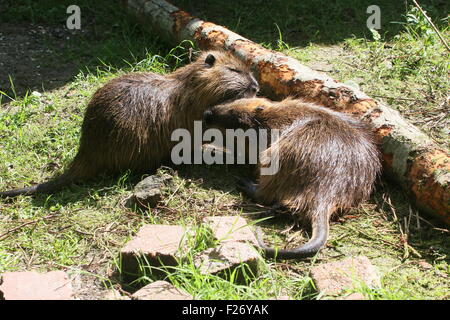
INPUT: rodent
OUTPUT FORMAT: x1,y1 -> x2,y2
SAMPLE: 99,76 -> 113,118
203,97 -> 381,259
0,51 -> 259,197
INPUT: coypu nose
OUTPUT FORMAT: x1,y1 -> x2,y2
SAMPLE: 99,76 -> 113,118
249,75 -> 259,95
203,109 -> 214,125
250,83 -> 259,94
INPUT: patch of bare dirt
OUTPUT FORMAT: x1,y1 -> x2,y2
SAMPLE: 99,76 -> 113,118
0,22 -> 95,100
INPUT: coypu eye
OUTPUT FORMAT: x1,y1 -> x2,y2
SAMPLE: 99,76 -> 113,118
227,67 -> 242,74
255,105 -> 265,112
205,54 -> 216,67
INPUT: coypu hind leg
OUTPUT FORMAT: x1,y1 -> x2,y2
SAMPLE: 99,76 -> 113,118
236,176 -> 283,217
236,176 -> 329,259
237,176 -> 331,260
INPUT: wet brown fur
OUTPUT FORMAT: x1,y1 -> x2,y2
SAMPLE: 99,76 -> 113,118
0,51 -> 258,197
204,97 -> 381,259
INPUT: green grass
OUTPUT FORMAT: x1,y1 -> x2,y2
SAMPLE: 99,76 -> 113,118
0,0 -> 449,300
173,0 -> 449,46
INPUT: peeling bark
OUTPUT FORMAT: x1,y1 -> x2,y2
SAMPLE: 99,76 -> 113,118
123,0 -> 450,225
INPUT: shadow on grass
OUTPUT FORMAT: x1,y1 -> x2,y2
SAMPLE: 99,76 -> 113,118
373,180 -> 450,259
173,0 -> 449,47
22,163 -> 249,209
26,175 -> 136,209
2,0 -> 449,100
0,0 -> 166,100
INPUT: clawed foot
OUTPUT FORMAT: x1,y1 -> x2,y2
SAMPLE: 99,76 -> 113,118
234,176 -> 258,200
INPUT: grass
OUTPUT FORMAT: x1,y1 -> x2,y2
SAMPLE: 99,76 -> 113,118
0,0 -> 449,300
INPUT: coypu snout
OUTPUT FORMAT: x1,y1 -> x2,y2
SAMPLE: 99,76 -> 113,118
203,105 -> 244,129
203,97 -> 269,129
202,103 -> 231,127
247,75 -> 259,96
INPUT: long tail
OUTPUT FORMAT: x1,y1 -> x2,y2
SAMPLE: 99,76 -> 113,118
256,211 -> 329,259
0,173 -> 73,198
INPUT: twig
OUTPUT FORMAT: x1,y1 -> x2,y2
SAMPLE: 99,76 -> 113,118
383,194 -> 398,222
412,206 -> 421,231
0,214 -> 58,241
162,181 -> 183,205
412,0 -> 450,52
372,94 -> 428,103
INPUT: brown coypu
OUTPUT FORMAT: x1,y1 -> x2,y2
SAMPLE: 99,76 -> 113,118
0,51 -> 259,198
203,97 -> 381,259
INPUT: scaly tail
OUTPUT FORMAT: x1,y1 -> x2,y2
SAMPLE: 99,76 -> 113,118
0,173 -> 74,198
256,210 -> 329,259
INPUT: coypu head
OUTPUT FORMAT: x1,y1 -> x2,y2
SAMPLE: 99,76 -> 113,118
178,51 -> 259,106
204,97 -> 332,130
203,97 -> 272,130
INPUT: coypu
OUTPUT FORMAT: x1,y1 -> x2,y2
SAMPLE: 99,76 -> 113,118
0,51 -> 259,198
203,97 -> 381,259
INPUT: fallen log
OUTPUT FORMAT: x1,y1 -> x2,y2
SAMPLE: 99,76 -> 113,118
123,0 -> 450,225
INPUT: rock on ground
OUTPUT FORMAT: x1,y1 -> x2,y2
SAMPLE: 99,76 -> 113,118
310,256 -> 381,297
132,281 -> 193,300
341,292 -> 366,300
194,241 -> 261,283
126,173 -> 173,209
102,288 -> 131,300
203,216 -> 258,246
120,224 -> 188,280
0,271 -> 73,300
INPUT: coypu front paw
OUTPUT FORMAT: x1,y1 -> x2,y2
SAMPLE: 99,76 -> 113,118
234,176 -> 258,200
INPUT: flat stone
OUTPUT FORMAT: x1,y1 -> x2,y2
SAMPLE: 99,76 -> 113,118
126,173 -> 173,209
132,281 -> 193,300
342,292 -> 366,300
272,295 -> 290,300
0,271 -> 73,300
203,216 -> 258,246
102,288 -> 131,300
310,256 -> 381,296
194,241 -> 261,282
120,224 -> 188,280
417,260 -> 433,270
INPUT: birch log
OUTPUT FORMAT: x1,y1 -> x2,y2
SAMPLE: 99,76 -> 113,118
123,0 -> 450,225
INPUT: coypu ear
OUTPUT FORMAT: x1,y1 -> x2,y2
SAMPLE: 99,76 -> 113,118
255,105 -> 266,112
204,53 -> 216,67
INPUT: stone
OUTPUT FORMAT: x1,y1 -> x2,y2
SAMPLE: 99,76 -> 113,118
342,292 -> 366,300
417,260 -> 433,270
120,224 -> 188,280
132,281 -> 193,300
0,271 -> 73,300
126,173 -> 173,209
102,288 -> 130,300
194,241 -> 261,282
203,216 -> 258,246
310,256 -> 381,296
